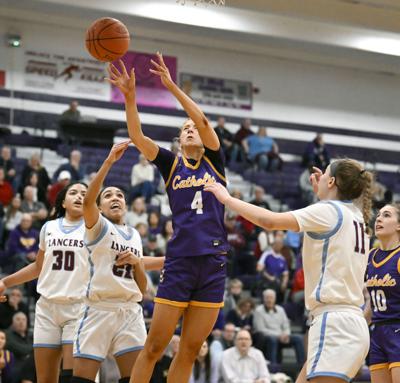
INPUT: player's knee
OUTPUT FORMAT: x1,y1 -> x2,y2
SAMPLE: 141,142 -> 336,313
145,340 -> 167,359
180,341 -> 203,361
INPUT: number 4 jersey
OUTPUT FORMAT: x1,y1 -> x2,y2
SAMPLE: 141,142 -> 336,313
152,146 -> 229,258
366,245 -> 400,323
38,218 -> 89,303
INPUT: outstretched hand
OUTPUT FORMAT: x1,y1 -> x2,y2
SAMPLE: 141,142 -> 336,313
310,166 -> 323,195
150,52 -> 174,89
105,60 -> 136,98
105,141 -> 130,164
204,182 -> 231,205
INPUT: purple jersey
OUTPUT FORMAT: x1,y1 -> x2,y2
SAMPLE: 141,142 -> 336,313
366,245 -> 400,323
153,147 -> 229,258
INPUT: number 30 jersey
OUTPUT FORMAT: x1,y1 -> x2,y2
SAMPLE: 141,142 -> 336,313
366,245 -> 400,323
153,146 -> 229,258
38,218 -> 89,303
84,215 -> 143,304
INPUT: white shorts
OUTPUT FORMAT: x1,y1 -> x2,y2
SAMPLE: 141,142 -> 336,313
306,308 -> 370,382
33,297 -> 83,348
73,302 -> 146,361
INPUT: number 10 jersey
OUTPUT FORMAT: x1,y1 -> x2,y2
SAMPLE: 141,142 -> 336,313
38,218 -> 89,303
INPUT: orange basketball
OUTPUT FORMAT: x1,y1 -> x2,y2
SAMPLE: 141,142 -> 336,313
85,17 -> 130,62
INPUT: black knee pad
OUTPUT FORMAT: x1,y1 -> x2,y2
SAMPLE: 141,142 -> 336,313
119,378 -> 130,383
70,377 -> 95,383
59,369 -> 73,383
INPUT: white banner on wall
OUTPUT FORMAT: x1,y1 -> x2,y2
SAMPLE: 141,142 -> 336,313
180,73 -> 252,110
23,50 -> 109,98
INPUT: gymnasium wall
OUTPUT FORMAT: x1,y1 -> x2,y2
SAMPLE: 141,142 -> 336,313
0,13 -> 399,161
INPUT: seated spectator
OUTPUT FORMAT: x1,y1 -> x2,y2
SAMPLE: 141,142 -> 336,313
256,237 -> 289,301
253,289 -> 304,365
150,335 -> 180,383
0,146 -> 16,185
60,100 -> 81,121
47,170 -> 71,208
299,165 -> 317,206
148,210 -> 162,235
143,234 -> 164,258
214,117 -> 233,162
243,127 -> 282,171
135,222 -> 149,248
5,312 -> 33,373
210,323 -> 236,362
223,279 -> 243,315
0,329 -> 14,382
158,218 -> 173,254
225,297 -> 255,331
142,287 -> 156,328
20,186 -> 48,229
129,154 -> 155,203
0,287 -> 30,330
20,153 -> 50,193
18,352 -> 36,383
254,229 -> 274,260
53,149 -> 84,182
25,171 -> 47,205
221,329 -> 270,383
5,213 -> 39,273
231,118 -> 253,163
4,195 -> 22,242
125,197 -> 148,228
189,341 -> 219,383
302,133 -> 330,170
0,168 -> 13,207
250,186 -> 271,210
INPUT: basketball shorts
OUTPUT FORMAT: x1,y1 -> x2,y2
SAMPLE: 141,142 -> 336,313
369,322 -> 400,371
73,301 -> 146,361
306,308 -> 370,382
33,296 -> 83,348
155,253 -> 227,308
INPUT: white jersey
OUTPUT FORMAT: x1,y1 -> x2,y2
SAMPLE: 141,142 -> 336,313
84,215 -> 143,304
38,218 -> 89,303
291,200 -> 369,312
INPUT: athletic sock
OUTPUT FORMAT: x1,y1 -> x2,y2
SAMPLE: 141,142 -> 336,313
59,369 -> 73,383
119,378 -> 130,383
70,377 -> 96,383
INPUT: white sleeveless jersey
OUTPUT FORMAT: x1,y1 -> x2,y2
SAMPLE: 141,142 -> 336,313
291,201 -> 369,312
38,218 -> 89,303
85,215 -> 143,304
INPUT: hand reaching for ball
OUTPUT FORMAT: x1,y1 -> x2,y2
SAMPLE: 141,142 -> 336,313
105,60 -> 136,98
150,52 -> 174,89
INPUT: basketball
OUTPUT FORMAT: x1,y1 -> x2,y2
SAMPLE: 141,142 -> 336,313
85,17 -> 130,62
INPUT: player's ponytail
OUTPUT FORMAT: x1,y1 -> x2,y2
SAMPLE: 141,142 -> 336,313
49,181 -> 88,220
331,159 -> 374,233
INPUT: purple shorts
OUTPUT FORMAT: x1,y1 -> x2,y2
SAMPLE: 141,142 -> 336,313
154,254 -> 227,308
369,323 -> 400,371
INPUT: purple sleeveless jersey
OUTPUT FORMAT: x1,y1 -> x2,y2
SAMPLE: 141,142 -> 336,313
366,245 -> 400,323
164,154 -> 229,258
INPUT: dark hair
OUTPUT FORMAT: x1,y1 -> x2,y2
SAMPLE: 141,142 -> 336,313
49,181 -> 88,220
96,185 -> 127,206
330,159 -> 374,233
193,342 -> 211,383
161,218 -> 173,237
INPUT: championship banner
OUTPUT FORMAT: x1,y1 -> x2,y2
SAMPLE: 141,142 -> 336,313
24,50 -> 109,98
111,51 -> 177,108
180,73 -> 252,110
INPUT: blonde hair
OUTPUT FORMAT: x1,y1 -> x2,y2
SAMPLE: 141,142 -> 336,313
330,159 -> 374,233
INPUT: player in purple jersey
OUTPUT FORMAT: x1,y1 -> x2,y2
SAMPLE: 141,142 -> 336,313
107,53 -> 229,383
365,204 -> 400,383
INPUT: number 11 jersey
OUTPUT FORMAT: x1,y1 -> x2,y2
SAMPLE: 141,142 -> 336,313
38,218 -> 89,303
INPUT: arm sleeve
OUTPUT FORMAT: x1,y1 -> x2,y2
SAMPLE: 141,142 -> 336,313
151,147 -> 177,183
204,146 -> 225,178
85,215 -> 106,245
290,202 -> 340,234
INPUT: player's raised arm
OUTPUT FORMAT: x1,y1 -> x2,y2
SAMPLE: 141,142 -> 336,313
150,52 -> 220,151
83,141 -> 130,229
106,61 -> 159,161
